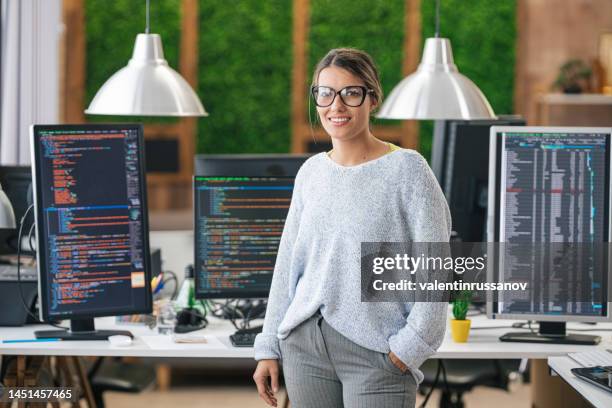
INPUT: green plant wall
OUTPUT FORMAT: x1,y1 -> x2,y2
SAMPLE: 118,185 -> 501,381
84,0 -> 516,157
197,0 -> 292,153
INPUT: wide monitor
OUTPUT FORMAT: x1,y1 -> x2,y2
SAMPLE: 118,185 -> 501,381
430,116 -> 525,241
487,126 -> 612,344
30,124 -> 152,340
194,176 -> 295,299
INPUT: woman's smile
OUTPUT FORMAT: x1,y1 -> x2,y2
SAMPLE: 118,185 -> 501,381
328,115 -> 352,126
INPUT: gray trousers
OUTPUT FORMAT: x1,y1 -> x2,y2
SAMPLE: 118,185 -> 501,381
279,313 -> 417,408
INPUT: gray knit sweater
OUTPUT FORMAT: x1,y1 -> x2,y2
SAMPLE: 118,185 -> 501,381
253,148 -> 452,384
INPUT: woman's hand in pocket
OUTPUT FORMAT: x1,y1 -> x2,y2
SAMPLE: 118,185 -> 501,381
388,351 -> 408,373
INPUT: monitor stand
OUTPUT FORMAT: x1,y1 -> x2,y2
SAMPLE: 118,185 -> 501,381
35,318 -> 133,341
499,321 -> 600,345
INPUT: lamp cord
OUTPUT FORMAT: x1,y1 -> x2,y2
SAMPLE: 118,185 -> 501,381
435,0 -> 441,38
145,0 -> 150,34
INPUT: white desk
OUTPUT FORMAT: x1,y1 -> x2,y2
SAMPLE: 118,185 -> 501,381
439,317 -> 612,358
548,356 -> 612,408
1,309 -> 611,408
144,230 -> 612,359
0,317 -> 249,358
1,312 -> 611,359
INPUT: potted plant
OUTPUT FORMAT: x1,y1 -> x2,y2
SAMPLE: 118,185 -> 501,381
552,59 -> 592,94
450,290 -> 472,342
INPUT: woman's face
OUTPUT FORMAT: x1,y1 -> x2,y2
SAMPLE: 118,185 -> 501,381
315,66 -> 376,142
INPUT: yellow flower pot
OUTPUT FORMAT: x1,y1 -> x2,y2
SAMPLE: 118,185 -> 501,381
450,319 -> 471,343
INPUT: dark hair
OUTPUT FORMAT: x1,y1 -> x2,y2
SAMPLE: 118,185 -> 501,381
311,48 -> 383,108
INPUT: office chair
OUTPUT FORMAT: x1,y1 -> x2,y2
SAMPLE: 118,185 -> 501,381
87,357 -> 157,408
419,359 -> 526,408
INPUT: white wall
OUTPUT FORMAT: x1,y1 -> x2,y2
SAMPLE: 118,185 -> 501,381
1,0 -> 61,165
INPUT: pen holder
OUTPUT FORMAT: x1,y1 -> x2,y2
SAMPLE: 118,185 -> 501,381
450,319 -> 471,343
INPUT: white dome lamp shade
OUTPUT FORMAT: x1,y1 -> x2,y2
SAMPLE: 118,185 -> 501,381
377,0 -> 495,120
85,1 -> 207,117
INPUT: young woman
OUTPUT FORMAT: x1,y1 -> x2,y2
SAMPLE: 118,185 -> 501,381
253,48 -> 451,408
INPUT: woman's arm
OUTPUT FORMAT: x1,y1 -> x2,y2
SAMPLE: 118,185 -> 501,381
389,154 -> 452,372
253,172 -> 304,360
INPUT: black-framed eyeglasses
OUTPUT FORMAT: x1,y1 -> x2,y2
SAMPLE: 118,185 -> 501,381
311,85 -> 374,107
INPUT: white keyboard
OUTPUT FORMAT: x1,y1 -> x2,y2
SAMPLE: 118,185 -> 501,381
568,350 -> 612,367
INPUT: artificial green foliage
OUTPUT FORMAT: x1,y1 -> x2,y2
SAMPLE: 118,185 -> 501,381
197,0 -> 292,154
419,0 -> 516,161
309,0 -> 404,129
84,0 -> 182,123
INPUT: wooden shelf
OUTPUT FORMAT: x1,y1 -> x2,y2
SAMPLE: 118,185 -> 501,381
539,93 -> 612,105
536,93 -> 612,126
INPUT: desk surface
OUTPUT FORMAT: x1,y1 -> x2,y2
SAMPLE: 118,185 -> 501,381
1,312 -> 611,359
548,356 -> 612,408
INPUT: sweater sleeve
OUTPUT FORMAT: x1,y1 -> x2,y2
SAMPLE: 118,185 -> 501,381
253,170 -> 304,361
388,153 -> 452,372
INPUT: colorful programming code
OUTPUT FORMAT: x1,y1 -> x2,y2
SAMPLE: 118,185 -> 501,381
36,127 -> 148,316
194,177 -> 293,298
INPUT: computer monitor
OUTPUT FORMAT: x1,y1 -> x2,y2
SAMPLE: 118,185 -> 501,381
194,176 -> 295,299
30,124 -> 152,340
0,166 -> 33,255
430,116 -> 525,241
195,154 -> 311,177
487,126 -> 612,345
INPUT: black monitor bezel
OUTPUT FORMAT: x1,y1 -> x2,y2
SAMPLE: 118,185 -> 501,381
193,175 -> 296,299
31,124 -> 153,321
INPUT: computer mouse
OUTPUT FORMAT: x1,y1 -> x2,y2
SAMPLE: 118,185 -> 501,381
107,335 -> 133,347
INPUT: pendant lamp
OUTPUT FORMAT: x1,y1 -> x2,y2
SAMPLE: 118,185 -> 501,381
377,0 -> 495,120
85,0 -> 207,117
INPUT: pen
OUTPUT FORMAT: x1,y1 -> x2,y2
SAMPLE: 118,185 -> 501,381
2,338 -> 62,344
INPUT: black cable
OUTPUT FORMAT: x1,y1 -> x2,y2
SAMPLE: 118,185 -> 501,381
419,360 -> 441,408
240,299 -> 266,330
161,270 -> 178,300
227,300 -> 240,330
243,300 -> 254,330
440,360 -> 451,400
235,299 -> 248,330
145,0 -> 150,34
434,0 -> 441,37
200,300 -> 208,318
210,300 -> 241,330
16,204 -> 67,330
